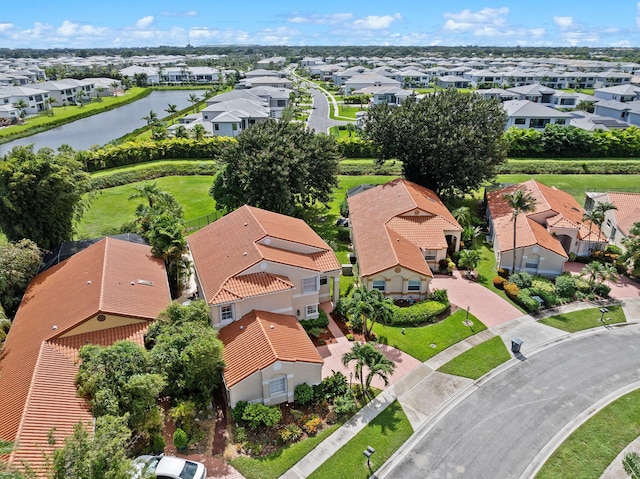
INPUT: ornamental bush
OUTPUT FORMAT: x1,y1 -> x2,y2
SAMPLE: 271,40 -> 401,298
428,288 -> 449,304
294,383 -> 315,406
554,275 -> 576,299
173,428 -> 188,450
508,272 -> 533,289
242,403 -> 282,429
391,300 -> 449,326
503,282 -> 520,299
493,276 -> 507,289
278,423 -> 303,444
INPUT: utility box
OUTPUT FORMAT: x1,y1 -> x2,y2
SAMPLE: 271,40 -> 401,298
511,337 -> 523,354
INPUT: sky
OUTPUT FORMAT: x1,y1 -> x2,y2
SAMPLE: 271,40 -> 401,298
1,1 -> 639,50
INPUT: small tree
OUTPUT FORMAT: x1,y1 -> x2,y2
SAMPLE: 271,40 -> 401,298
458,249 -> 482,272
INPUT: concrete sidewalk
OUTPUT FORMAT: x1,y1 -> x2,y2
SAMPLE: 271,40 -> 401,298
280,297 -> 640,479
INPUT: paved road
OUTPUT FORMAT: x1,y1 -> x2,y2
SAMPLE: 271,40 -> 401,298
305,83 -> 348,133
375,324 -> 640,479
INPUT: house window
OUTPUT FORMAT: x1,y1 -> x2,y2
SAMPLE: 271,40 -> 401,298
408,280 -> 421,292
606,219 -> 612,227
214,123 -> 219,131
555,119 -> 566,125
530,118 -> 550,128
232,123 -> 238,131
306,304 -> 318,317
269,377 -> 286,396
220,304 -> 234,322
319,276 -> 328,286
610,227 -> 617,241
514,118 -> 526,125
423,250 -> 436,261
302,277 -> 318,294
372,280 -> 386,292
525,256 -> 539,270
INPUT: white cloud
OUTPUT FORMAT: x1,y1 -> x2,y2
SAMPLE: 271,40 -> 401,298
135,16 -> 155,29
189,27 -> 250,44
0,23 -> 13,32
160,10 -> 198,17
553,16 -> 575,30
443,7 -> 509,32
288,12 -> 354,25
352,13 -> 402,30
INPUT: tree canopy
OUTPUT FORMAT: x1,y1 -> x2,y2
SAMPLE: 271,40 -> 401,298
210,120 -> 341,217
363,89 -> 507,198
0,239 -> 42,317
0,146 -> 92,250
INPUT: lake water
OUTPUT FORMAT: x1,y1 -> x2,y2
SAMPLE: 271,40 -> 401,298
0,90 -> 207,156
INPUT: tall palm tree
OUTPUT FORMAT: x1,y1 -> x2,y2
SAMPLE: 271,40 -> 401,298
95,86 -> 105,102
342,342 -> 395,399
110,81 -> 120,95
593,201 -> 618,244
363,347 -> 395,394
582,209 -> 602,256
165,104 -> 178,124
346,286 -> 394,338
188,93 -> 200,113
12,98 -> 28,119
46,96 -> 57,116
503,188 -> 537,273
192,123 -> 205,140
580,261 -> 617,293
142,110 -> 159,125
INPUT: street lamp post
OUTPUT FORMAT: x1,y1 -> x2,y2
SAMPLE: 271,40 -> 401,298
363,446 -> 375,469
600,307 -> 609,323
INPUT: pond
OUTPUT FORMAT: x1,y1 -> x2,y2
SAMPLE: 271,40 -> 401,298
0,90 -> 207,156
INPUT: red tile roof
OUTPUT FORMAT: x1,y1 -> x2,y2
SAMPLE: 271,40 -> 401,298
212,272 -> 294,305
188,205 -> 340,305
347,179 -> 461,277
218,310 -> 323,388
0,238 -> 170,471
607,192 -> 640,236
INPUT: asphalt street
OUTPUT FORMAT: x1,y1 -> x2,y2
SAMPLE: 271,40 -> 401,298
375,323 -> 640,479
305,84 -> 348,133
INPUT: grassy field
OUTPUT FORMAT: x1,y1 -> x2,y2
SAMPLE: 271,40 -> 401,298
539,305 -> 626,333
307,401 -> 413,479
535,389 -> 640,479
372,309 -> 486,362
437,335 -> 511,379
77,176 -> 216,238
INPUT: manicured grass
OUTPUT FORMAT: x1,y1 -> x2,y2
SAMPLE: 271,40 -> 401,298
535,388 -> 640,479
0,88 -> 149,143
231,422 -> 343,479
372,309 -> 486,362
437,335 -> 511,380
538,305 -> 626,333
90,159 -> 216,178
77,176 -> 216,239
495,174 -> 640,204
307,401 -> 413,479
474,243 -> 526,313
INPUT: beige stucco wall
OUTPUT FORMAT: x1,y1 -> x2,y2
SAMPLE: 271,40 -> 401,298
362,267 -> 431,300
227,361 -> 322,408
498,245 -> 566,277
212,288 -> 294,327
60,313 -> 147,337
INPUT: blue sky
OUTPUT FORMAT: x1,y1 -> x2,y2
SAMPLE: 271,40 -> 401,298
1,1 -> 639,49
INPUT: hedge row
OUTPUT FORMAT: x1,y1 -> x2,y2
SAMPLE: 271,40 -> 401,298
498,160 -> 640,175
338,161 -> 402,176
391,300 -> 449,326
90,162 -> 219,190
504,124 -> 640,158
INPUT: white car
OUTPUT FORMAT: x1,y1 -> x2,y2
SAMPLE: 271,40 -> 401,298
133,454 -> 207,479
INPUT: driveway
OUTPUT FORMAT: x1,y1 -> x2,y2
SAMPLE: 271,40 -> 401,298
564,261 -> 640,299
374,323 -> 640,479
431,270 -> 522,327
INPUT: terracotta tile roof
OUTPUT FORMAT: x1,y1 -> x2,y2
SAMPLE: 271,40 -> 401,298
9,323 -> 149,471
188,205 -> 339,305
0,238 -> 170,459
211,272 -> 294,305
528,218 -> 569,258
348,179 -> 461,277
218,310 -> 323,388
606,192 -> 640,236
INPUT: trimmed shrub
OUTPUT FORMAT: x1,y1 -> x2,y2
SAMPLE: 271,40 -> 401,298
497,268 -> 510,278
346,333 -> 354,341
391,300 -> 449,326
508,272 -> 533,289
336,226 -> 350,242
173,428 -> 188,450
294,383 -> 315,406
320,371 -> 348,401
334,392 -> 358,416
150,433 -> 166,454
554,275 -> 576,299
605,244 -> 624,256
513,289 -> 541,312
503,282 -> 520,299
232,401 -> 249,424
428,288 -> 449,304
493,276 -> 507,289
242,403 -> 282,429
530,288 -> 559,308
593,282 -> 612,297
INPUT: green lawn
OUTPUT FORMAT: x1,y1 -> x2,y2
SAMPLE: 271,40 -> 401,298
437,335 -> 511,380
538,305 -> 626,333
307,401 -> 413,479
372,309 -> 486,362
231,422 -> 344,479
77,176 -> 216,239
535,389 -> 640,479
90,160 -> 216,178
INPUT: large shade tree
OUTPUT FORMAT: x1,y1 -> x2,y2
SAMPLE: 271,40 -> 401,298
502,188 -> 537,273
210,120 -> 341,217
0,146 -> 92,250
0,239 -> 42,317
362,88 -> 507,198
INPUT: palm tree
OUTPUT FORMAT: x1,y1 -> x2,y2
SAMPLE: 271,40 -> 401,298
110,81 -> 120,95
95,86 -> 105,102
192,123 -> 206,140
188,93 -> 200,113
580,261 -> 617,293
46,96 -> 57,116
342,342 -> 395,399
165,104 -> 178,124
622,222 -> 640,275
12,98 -> 28,119
75,90 -> 86,106
593,201 -> 618,245
142,110 -> 159,125
346,285 -> 394,338
458,249 -> 482,272
174,125 -> 189,138
582,209 -> 602,256
452,206 -> 472,228
503,188 -> 537,273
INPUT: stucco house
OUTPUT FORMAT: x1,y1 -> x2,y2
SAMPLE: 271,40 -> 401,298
347,179 -> 462,300
218,310 -> 323,407
188,205 -> 341,328
503,100 -> 573,130
486,180 -> 607,276
585,192 -> 640,249
0,237 -> 171,473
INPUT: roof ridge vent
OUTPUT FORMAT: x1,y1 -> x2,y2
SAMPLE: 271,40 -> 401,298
137,279 -> 154,286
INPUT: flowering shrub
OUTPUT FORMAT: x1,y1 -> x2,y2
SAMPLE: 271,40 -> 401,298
493,276 -> 507,289
503,282 -> 520,299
